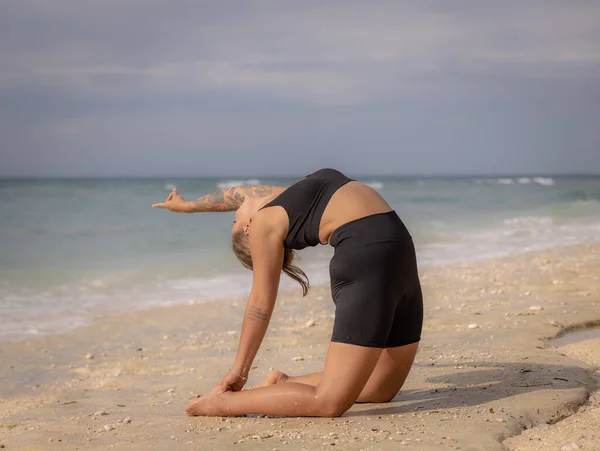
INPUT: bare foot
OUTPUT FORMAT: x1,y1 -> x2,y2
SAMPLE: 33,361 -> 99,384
185,392 -> 225,416
252,370 -> 288,389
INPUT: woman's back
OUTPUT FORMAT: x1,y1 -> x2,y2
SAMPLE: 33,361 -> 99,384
319,180 -> 392,245
259,168 -> 393,248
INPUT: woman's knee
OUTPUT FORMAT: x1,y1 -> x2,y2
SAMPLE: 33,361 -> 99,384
358,391 -> 396,403
314,394 -> 354,417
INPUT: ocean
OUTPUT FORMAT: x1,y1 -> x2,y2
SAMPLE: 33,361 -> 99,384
1,174 -> 600,342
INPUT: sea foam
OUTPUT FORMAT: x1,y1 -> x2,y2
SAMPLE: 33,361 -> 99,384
366,181 -> 384,190
216,179 -> 261,189
533,177 -> 555,186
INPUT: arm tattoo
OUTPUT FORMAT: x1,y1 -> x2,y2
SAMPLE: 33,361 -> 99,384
206,190 -> 225,205
247,305 -> 270,322
192,185 -> 277,212
243,185 -> 273,197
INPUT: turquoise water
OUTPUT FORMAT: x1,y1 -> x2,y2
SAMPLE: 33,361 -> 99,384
1,174 -> 600,342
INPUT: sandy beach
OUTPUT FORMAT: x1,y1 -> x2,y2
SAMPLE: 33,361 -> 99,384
1,243 -> 599,450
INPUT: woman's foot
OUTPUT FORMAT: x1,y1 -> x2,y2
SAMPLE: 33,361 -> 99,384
253,370 -> 288,389
186,371 -> 289,416
185,392 -> 226,416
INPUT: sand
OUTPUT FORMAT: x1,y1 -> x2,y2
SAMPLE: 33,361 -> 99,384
1,243 -> 599,450
503,336 -> 600,451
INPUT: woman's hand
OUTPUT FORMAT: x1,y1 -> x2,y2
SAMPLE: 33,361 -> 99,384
152,188 -> 192,213
211,369 -> 248,394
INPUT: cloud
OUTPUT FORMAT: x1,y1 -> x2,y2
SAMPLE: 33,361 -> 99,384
0,1 -> 599,175
2,1 -> 599,105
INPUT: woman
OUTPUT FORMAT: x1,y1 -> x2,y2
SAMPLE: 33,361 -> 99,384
152,168 -> 423,417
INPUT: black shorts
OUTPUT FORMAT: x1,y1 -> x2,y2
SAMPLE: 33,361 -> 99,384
329,211 -> 423,348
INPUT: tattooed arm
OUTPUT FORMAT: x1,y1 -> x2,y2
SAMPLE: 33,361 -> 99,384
152,185 -> 279,213
231,213 -> 285,377
189,185 -> 277,213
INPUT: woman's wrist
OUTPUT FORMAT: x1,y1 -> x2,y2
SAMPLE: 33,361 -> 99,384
233,361 -> 251,378
184,201 -> 198,213
230,367 -> 248,381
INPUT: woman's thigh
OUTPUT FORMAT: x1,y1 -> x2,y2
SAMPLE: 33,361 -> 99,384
313,340 -> 419,414
314,341 -> 384,414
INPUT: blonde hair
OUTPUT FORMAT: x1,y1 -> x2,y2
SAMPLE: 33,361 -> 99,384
232,232 -> 310,296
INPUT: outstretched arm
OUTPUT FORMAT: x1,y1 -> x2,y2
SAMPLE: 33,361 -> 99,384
153,185 -> 279,213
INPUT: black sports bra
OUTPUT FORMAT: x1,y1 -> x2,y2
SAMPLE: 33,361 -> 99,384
260,168 -> 354,250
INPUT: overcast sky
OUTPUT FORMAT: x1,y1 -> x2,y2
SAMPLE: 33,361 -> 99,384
1,1 -> 599,177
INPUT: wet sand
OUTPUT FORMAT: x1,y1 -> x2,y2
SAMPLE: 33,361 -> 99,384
1,243 -> 599,450
504,335 -> 600,451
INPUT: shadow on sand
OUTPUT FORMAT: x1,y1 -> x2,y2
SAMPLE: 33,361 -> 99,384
347,360 -> 597,417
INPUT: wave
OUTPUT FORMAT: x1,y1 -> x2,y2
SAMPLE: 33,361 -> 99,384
365,181 -> 384,190
536,199 -> 600,218
532,177 -> 555,186
572,199 -> 600,208
560,189 -> 600,203
0,260 -> 335,342
503,216 -> 554,226
417,213 -> 600,267
164,183 -> 176,190
477,177 -> 555,186
216,179 -> 260,189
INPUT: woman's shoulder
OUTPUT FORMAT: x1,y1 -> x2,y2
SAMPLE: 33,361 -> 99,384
251,207 -> 288,242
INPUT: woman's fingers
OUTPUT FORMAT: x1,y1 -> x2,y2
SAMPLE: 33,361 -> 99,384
172,188 -> 185,201
211,382 -> 227,395
152,188 -> 178,208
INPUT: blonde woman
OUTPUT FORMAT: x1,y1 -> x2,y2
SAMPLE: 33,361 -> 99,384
153,168 -> 423,417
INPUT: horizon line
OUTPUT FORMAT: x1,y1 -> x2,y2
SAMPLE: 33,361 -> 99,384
1,172 -> 599,180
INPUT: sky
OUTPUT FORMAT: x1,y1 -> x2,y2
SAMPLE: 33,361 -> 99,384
1,0 -> 599,177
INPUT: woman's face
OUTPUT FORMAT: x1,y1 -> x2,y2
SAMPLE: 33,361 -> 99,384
232,207 -> 250,236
